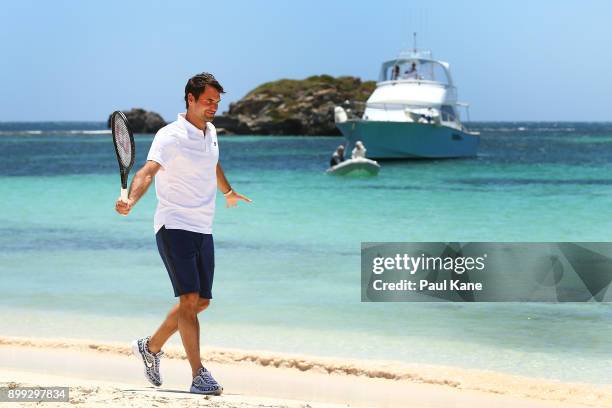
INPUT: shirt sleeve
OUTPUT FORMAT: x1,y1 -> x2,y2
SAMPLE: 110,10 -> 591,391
147,130 -> 178,169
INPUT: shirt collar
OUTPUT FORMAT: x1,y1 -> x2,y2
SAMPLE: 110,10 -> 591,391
178,113 -> 209,137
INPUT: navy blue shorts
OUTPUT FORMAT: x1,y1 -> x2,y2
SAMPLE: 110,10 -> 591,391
155,226 -> 215,299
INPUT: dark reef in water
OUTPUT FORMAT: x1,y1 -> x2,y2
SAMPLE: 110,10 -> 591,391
107,108 -> 166,134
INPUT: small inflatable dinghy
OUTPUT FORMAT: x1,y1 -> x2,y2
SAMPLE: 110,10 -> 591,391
326,157 -> 380,176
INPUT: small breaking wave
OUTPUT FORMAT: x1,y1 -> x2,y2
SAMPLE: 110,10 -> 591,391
475,127 -> 577,132
68,130 -> 111,135
0,129 -> 110,136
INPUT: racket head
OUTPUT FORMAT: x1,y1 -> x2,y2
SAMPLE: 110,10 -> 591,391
111,111 -> 135,188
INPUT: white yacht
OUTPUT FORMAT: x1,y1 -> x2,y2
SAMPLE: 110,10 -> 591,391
335,38 -> 479,159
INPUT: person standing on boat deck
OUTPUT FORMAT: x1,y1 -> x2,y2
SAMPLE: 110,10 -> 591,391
392,64 -> 400,80
352,141 -> 367,159
114,72 -> 252,396
403,62 -> 418,79
330,145 -> 345,167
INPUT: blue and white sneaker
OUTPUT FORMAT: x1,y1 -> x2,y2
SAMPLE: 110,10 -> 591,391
190,367 -> 223,395
131,336 -> 163,387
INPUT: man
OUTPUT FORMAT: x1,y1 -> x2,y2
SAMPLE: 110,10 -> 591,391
351,141 -> 367,159
329,144 -> 345,167
403,62 -> 418,80
391,64 -> 400,80
115,72 -> 251,395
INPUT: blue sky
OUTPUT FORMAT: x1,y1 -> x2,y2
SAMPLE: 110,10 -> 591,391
1,0 -> 610,121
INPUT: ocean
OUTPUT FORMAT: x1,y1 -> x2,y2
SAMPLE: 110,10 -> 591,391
1,121 -> 611,385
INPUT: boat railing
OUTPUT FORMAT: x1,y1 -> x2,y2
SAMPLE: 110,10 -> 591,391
342,100 -> 464,127
364,103 -> 418,123
366,102 -> 443,115
364,102 -> 464,128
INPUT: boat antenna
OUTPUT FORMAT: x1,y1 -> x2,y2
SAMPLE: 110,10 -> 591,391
413,32 -> 417,52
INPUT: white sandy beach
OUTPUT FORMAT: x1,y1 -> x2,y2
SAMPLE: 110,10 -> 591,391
0,336 -> 610,407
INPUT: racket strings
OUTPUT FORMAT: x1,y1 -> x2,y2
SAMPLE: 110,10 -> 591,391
113,119 -> 132,168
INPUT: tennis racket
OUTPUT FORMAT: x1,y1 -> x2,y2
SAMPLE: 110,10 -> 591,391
111,111 -> 135,203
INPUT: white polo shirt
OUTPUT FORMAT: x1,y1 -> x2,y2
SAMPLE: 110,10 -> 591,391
147,113 -> 219,234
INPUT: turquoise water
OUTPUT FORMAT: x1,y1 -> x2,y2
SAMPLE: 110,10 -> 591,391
1,122 -> 611,384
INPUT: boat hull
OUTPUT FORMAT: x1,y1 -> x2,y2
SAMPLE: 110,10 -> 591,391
326,158 -> 380,176
336,120 -> 479,159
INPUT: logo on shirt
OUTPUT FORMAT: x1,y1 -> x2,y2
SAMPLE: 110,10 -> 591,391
213,141 -> 217,147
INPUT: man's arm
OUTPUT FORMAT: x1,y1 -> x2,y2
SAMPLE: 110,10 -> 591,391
216,161 -> 232,195
115,160 -> 161,215
216,161 -> 252,207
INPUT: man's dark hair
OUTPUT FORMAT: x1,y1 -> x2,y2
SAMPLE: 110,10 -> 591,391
184,72 -> 225,109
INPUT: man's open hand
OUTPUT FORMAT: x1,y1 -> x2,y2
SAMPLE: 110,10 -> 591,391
225,191 -> 252,208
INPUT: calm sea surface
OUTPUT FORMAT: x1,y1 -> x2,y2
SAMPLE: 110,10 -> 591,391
1,121 -> 611,384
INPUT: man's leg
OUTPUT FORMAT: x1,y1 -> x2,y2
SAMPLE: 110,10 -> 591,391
177,292 -> 205,378
148,298 -> 210,354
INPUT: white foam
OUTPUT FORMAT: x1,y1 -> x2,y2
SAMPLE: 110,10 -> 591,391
68,130 -> 111,135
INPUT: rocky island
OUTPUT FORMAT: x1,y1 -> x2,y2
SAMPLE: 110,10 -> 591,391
215,75 -> 375,135
107,76 -> 374,135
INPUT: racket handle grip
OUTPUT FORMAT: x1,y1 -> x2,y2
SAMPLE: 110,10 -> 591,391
120,188 -> 129,203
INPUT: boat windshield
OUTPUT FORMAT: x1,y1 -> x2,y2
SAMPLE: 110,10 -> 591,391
382,60 -> 450,85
